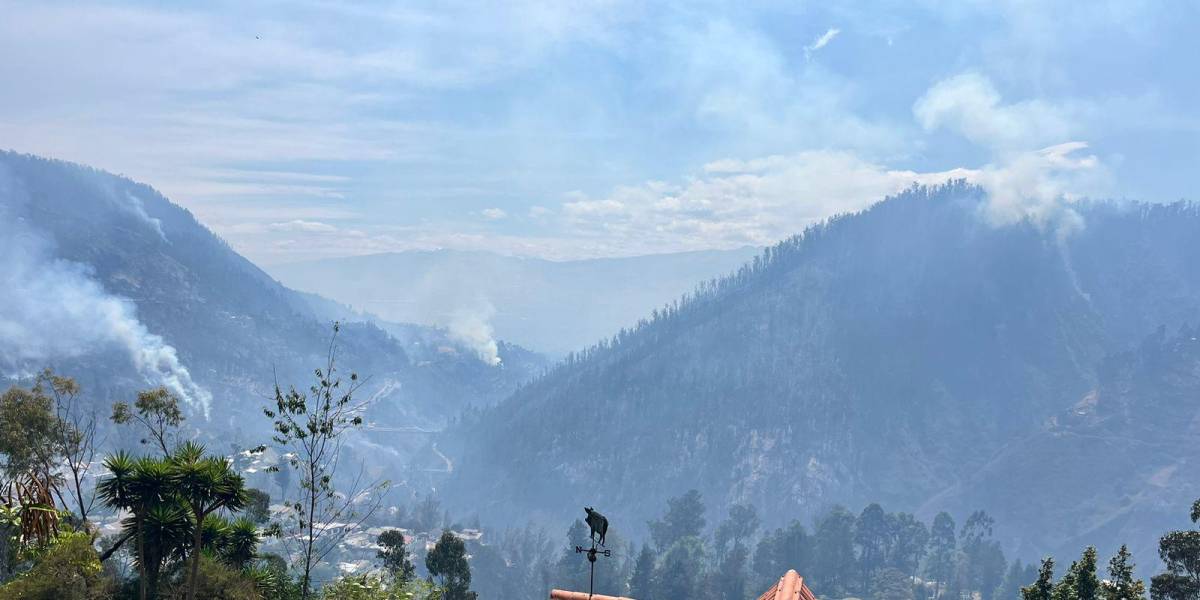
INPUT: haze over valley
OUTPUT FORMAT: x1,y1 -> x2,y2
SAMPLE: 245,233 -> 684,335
3,2 -> 1200,600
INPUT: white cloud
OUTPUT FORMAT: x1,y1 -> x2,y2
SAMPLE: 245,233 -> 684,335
266,220 -> 340,233
480,208 -> 508,220
914,72 -> 1077,150
805,27 -> 841,59
559,150 -> 971,253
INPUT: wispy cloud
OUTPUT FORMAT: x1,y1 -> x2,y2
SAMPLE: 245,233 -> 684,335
804,27 -> 841,59
0,0 -> 1193,263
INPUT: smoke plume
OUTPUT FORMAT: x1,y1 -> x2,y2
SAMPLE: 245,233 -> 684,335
448,300 -> 502,367
0,175 -> 212,416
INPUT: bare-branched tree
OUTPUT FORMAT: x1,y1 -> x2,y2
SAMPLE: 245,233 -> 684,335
263,322 -> 389,599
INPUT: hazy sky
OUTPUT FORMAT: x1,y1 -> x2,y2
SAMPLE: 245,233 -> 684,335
2,1 -> 1197,264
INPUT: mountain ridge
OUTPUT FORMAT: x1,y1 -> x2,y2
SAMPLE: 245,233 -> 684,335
443,183 -> 1200,560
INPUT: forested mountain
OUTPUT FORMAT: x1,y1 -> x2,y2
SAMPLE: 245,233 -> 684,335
0,152 -> 546,449
926,326 -> 1200,563
268,246 -> 759,355
445,183 -> 1200,559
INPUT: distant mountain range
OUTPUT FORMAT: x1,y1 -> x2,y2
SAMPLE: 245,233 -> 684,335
444,182 -> 1200,562
0,151 -> 547,459
9,151 -> 1200,565
268,247 -> 760,356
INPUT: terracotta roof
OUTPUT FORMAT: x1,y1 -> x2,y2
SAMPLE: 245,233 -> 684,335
757,569 -> 817,600
549,590 -> 636,600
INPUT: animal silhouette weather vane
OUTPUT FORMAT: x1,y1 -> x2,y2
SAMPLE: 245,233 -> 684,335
575,506 -> 611,599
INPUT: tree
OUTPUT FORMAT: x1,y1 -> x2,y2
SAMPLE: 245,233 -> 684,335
245,488 -> 271,524
1022,559 -> 1055,600
630,543 -> 656,599
0,531 -> 114,600
264,323 -> 388,599
1075,547 -> 1101,600
714,504 -> 759,600
377,529 -> 415,584
1150,499 -> 1200,600
857,503 -> 891,594
555,520 -> 591,591
875,567 -> 916,600
427,530 -> 477,600
648,490 -> 706,550
715,538 -> 752,600
171,441 -> 248,600
961,511 -> 1007,600
35,370 -> 99,524
926,512 -> 957,600
813,506 -> 857,597
754,520 -> 809,592
888,513 -> 929,589
217,518 -> 261,570
715,504 -> 760,553
111,387 -> 184,457
1104,545 -> 1145,600
654,536 -> 707,599
96,452 -> 190,600
1053,560 -> 1078,600
997,560 -> 1037,600
0,385 -> 63,486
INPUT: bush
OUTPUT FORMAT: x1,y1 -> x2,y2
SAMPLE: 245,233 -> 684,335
318,574 -> 443,600
0,531 -> 113,600
164,555 -> 258,600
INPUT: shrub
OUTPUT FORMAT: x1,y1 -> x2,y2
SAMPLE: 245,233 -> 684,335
0,531 -> 114,600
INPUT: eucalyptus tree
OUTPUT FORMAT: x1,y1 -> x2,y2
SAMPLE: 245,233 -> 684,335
111,387 -> 184,458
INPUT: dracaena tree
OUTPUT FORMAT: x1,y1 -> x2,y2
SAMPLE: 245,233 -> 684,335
97,452 -> 188,600
169,441 -> 248,600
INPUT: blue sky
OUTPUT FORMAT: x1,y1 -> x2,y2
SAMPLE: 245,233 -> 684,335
1,0 -> 1197,264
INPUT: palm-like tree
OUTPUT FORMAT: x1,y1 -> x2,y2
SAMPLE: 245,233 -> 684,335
171,441 -> 248,600
97,451 -> 184,600
222,518 -> 261,569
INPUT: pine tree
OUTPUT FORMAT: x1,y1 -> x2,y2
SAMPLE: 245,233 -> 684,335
1103,545 -> 1145,600
996,560 -> 1030,600
1075,547 -> 1101,600
654,536 -> 707,599
1053,561 -> 1078,600
648,490 -> 706,550
1022,558 -> 1054,600
630,544 -> 656,599
555,520 -> 591,591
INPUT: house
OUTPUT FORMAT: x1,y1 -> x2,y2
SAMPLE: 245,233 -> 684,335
758,569 -> 817,600
548,568 -> 816,600
549,592 -> 635,600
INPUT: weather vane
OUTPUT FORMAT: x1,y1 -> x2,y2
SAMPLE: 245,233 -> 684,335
574,506 -> 612,599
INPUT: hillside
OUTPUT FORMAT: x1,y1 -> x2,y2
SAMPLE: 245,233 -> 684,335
268,247 -> 759,355
444,183 -> 1200,557
0,152 -> 546,452
925,326 -> 1200,563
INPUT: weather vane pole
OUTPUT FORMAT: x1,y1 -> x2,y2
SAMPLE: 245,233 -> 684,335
575,506 -> 611,600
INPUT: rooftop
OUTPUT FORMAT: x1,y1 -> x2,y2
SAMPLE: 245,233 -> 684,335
757,569 -> 817,600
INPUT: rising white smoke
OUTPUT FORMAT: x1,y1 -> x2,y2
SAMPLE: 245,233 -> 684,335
0,175 -> 212,416
973,142 -> 1108,239
447,300 -> 502,367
